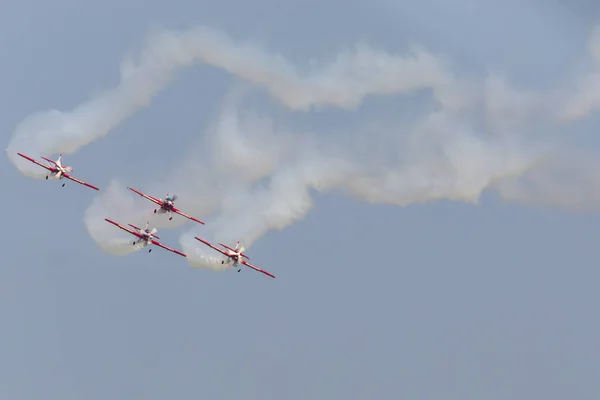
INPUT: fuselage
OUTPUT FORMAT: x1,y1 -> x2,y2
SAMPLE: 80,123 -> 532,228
161,199 -> 174,210
135,232 -> 153,246
225,251 -> 241,263
50,163 -> 72,179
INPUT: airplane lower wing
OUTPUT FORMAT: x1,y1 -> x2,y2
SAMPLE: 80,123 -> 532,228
128,187 -> 163,206
195,237 -> 229,256
105,218 -> 143,239
172,207 -> 205,224
17,153 -> 57,173
151,239 -> 186,257
241,260 -> 276,278
63,173 -> 100,191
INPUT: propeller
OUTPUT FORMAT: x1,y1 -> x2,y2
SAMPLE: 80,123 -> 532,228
165,193 -> 177,202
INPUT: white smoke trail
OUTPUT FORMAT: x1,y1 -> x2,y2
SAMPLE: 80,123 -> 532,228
175,48 -> 600,272
83,180 -> 155,255
19,22 -> 600,270
175,101 -> 545,272
6,25 -> 464,177
558,25 -> 600,121
86,62 -> 597,270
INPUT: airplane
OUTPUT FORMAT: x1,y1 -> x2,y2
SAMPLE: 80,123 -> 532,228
104,218 -> 186,257
128,187 -> 204,224
194,237 -> 275,278
16,152 -> 100,191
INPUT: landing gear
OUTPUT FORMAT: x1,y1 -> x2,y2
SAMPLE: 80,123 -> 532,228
61,183 -> 65,187
132,241 -> 136,245
45,176 -> 48,180
238,269 -> 241,272
148,248 -> 152,253
221,260 -> 224,264
169,216 -> 173,221
153,209 -> 157,214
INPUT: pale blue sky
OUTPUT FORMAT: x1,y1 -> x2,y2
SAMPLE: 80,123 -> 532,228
3,1 -> 600,399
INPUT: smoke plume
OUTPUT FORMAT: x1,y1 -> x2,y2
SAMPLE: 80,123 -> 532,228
8,23 -> 600,272
6,25 -> 464,176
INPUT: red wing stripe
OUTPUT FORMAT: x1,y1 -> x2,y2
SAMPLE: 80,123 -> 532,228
242,260 -> 276,278
105,218 -> 142,238
151,240 -> 186,257
172,208 -> 205,224
194,237 -> 230,256
17,153 -> 56,172
64,174 -> 100,191
128,187 -> 163,205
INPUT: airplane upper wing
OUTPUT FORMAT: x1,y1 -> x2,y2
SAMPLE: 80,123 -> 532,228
195,237 -> 230,257
105,218 -> 143,239
63,173 -> 100,191
150,239 -> 186,257
241,259 -> 276,278
128,187 -> 163,206
17,153 -> 57,173
40,156 -> 58,166
172,207 -> 205,224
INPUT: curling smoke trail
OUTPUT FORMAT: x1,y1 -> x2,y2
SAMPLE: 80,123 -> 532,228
176,101 -> 545,271
6,25 -> 464,178
14,22 -> 600,271
87,23 -> 600,271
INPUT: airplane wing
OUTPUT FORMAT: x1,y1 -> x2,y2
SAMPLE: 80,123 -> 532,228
150,239 -> 186,257
105,218 -> 143,239
171,207 -> 205,224
40,156 -> 59,166
17,153 -> 57,173
128,187 -> 163,206
241,259 -> 276,278
63,173 -> 100,191
195,237 -> 230,257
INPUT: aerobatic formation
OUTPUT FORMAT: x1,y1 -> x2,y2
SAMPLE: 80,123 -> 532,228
16,152 -> 276,279
11,23 -> 600,281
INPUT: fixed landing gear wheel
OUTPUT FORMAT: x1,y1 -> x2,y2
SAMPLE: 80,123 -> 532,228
62,183 -> 65,187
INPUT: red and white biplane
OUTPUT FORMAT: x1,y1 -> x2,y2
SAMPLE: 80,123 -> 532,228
128,187 -> 204,224
195,237 -> 275,278
17,152 -> 100,191
105,218 -> 186,257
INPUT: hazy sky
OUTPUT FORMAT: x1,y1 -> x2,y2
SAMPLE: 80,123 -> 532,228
3,1 -> 600,399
